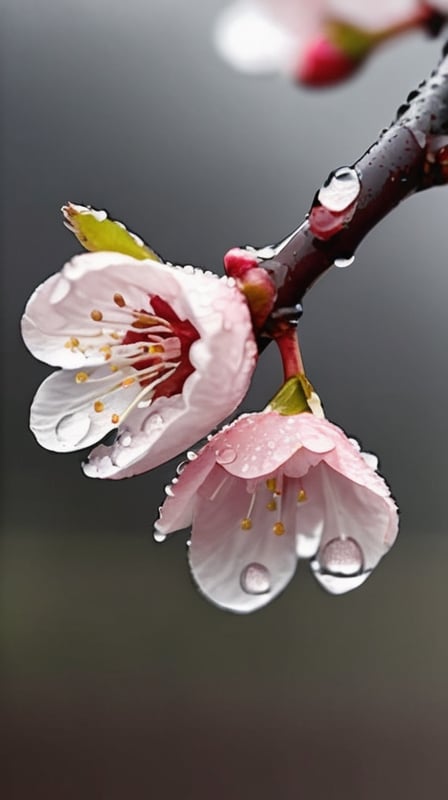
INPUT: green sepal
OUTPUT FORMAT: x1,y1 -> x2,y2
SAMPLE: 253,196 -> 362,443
268,375 -> 315,416
326,20 -> 379,59
61,202 -> 161,261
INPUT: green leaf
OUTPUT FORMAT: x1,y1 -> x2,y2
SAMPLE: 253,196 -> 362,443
61,203 -> 161,261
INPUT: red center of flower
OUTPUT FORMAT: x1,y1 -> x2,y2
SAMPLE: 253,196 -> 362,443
121,295 -> 199,398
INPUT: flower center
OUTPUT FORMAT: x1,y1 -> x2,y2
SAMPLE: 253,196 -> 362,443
67,291 -> 200,429
120,295 -> 199,397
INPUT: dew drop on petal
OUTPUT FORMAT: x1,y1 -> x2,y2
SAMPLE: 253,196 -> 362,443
176,460 -> 188,475
318,167 -> 360,212
215,444 -> 236,465
334,255 -> 355,268
154,531 -> 167,543
240,563 -> 271,595
187,450 -> 197,461
143,413 -> 164,433
320,537 -> 364,576
120,434 -> 132,447
56,412 -> 91,445
164,484 -> 175,497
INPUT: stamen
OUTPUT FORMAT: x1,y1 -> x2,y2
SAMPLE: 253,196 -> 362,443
121,376 -> 136,388
94,400 -> 105,413
240,518 -> 252,530
111,413 -> 120,424
298,488 -> 308,503
100,345 -> 112,360
113,293 -> 126,307
266,500 -> 277,511
90,309 -> 103,321
273,522 -> 285,537
266,478 -> 276,492
75,371 -> 88,383
64,337 -> 80,349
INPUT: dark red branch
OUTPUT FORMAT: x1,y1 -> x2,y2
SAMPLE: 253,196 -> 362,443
258,42 -> 448,340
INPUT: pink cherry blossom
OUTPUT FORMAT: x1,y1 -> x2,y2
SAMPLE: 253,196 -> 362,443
214,1 -> 447,85
156,411 -> 398,613
22,251 -> 257,479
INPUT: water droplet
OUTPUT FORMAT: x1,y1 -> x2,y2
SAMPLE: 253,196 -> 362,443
320,537 -> 364,576
240,563 -> 271,595
120,433 -> 132,447
143,413 -> 164,433
56,412 -> 90,445
137,398 -> 152,409
164,484 -> 175,497
215,444 -> 236,465
334,255 -> 355,268
154,531 -> 166,543
176,460 -> 188,475
318,167 -> 360,213
187,450 -> 197,461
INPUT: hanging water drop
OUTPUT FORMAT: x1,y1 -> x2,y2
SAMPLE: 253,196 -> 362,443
320,537 -> 364,576
318,166 -> 361,212
334,255 -> 355,268
240,563 -> 271,595
153,531 -> 167,543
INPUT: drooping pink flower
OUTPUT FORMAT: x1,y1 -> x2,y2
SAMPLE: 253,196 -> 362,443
156,411 -> 398,613
214,0 -> 447,86
22,251 -> 257,478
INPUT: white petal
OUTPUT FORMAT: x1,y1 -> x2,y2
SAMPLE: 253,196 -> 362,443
214,1 -> 297,74
30,364 -> 142,452
189,472 -> 297,613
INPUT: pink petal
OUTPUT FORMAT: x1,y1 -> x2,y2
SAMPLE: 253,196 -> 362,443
216,412 -> 335,480
188,471 -> 298,613
155,447 -> 218,535
305,463 -> 398,594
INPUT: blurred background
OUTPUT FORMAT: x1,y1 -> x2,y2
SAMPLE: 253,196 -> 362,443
2,1 -> 448,797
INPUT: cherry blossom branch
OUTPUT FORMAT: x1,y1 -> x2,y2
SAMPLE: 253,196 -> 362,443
257,42 -> 448,339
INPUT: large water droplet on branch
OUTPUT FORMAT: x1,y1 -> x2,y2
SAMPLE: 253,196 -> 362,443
318,167 -> 361,212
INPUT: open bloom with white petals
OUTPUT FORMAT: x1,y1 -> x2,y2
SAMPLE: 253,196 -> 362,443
156,411 -> 398,613
215,0 -> 448,85
22,252 -> 257,478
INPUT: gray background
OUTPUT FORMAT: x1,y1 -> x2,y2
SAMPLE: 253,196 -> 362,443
2,1 -> 448,797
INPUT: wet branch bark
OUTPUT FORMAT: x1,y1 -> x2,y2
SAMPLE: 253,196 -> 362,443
259,42 -> 448,340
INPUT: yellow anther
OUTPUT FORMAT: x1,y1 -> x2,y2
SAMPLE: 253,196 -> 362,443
110,364 -> 119,372
113,293 -> 126,307
266,500 -> 277,512
121,376 -> 136,388
240,518 -> 253,531
94,400 -> 105,413
131,313 -> 158,329
110,332 -> 121,340
273,522 -> 285,537
100,345 -> 112,360
64,337 -> 80,349
111,413 -> 120,424
148,344 -> 165,354
75,371 -> 88,384
297,488 -> 308,503
266,478 -> 276,492
90,309 -> 103,321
